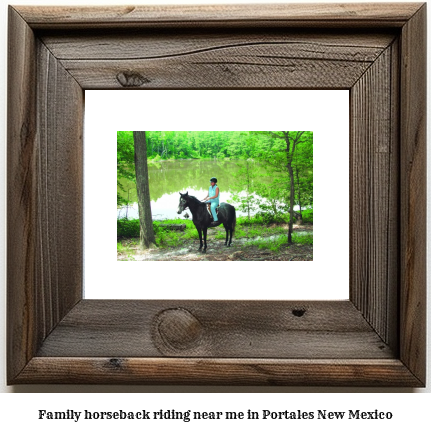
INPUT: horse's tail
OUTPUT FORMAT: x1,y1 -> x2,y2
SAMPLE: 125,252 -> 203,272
220,203 -> 236,233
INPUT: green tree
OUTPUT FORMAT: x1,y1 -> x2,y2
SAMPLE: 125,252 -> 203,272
254,131 -> 312,243
117,131 -> 135,207
292,137 -> 313,220
231,157 -> 258,220
117,131 -> 313,234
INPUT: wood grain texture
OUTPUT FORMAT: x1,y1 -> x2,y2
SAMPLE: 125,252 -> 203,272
36,300 -> 393,359
41,31 -> 395,60
350,44 -> 399,348
7,3 -> 427,386
7,6 -> 83,383
15,3 -> 423,29
35,40 -> 84,337
387,38 -> 401,352
41,30 -> 394,89
15,358 -> 423,386
7,6 -> 38,381
52,31 -> 394,89
399,3 -> 427,385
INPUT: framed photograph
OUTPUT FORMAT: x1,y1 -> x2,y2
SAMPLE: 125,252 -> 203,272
86,90 -> 349,301
7,3 -> 426,386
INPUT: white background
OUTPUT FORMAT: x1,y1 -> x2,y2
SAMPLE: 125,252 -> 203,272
0,0 -> 430,426
85,90 -> 349,300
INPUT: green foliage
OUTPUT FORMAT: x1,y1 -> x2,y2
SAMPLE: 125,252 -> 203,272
301,209 -> 313,224
117,131 -> 135,168
117,218 -> 197,240
255,211 -> 286,225
150,154 -> 162,162
245,230 -> 313,252
232,227 -> 247,237
117,131 -> 136,207
117,218 -> 140,238
117,193 -> 129,207
236,213 -> 286,227
236,216 -> 254,226
156,229 -> 182,247
117,241 -> 137,261
254,185 -> 289,223
214,231 -> 226,240
118,216 -> 312,258
230,158 -> 259,220
117,218 -> 199,247
117,131 -> 313,229
118,131 -> 311,165
292,231 -> 313,245
117,242 -> 127,253
251,131 -> 313,212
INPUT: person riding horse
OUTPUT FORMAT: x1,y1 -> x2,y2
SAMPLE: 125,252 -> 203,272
203,177 -> 221,227
177,190 -> 236,251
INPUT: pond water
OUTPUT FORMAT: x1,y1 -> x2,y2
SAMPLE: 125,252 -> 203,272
118,159 -> 278,220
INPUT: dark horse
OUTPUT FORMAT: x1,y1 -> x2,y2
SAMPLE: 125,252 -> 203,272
177,192 -> 236,252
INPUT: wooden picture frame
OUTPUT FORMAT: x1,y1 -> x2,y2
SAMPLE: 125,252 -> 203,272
7,3 -> 426,386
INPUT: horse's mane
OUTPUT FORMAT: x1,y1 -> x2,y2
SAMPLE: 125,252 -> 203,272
185,194 -> 204,206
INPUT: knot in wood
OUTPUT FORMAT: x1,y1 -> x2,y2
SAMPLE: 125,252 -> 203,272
116,71 -> 150,87
292,308 -> 306,317
108,358 -> 123,369
155,308 -> 203,351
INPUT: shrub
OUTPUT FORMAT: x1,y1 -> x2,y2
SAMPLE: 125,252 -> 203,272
301,208 -> 313,223
118,218 -> 193,239
117,218 -> 140,238
255,211 -> 287,225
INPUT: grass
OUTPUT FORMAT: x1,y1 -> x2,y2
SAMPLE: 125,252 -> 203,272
292,231 -> 313,245
117,215 -> 313,252
233,224 -> 289,241
117,241 -> 137,261
153,220 -> 198,247
117,241 -> 132,253
245,231 -> 313,252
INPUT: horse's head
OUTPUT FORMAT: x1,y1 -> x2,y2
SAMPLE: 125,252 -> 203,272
177,192 -> 189,214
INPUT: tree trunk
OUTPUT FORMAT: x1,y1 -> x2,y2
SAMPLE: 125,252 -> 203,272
246,159 -> 251,220
133,131 -> 156,249
287,163 -> 295,244
295,166 -> 303,219
282,131 -> 294,244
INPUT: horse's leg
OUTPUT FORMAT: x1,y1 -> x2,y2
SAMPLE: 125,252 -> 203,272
203,227 -> 207,253
197,228 -> 203,251
229,209 -> 236,246
224,224 -> 228,246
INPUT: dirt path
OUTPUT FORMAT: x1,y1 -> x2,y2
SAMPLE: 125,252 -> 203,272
118,225 -> 313,261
